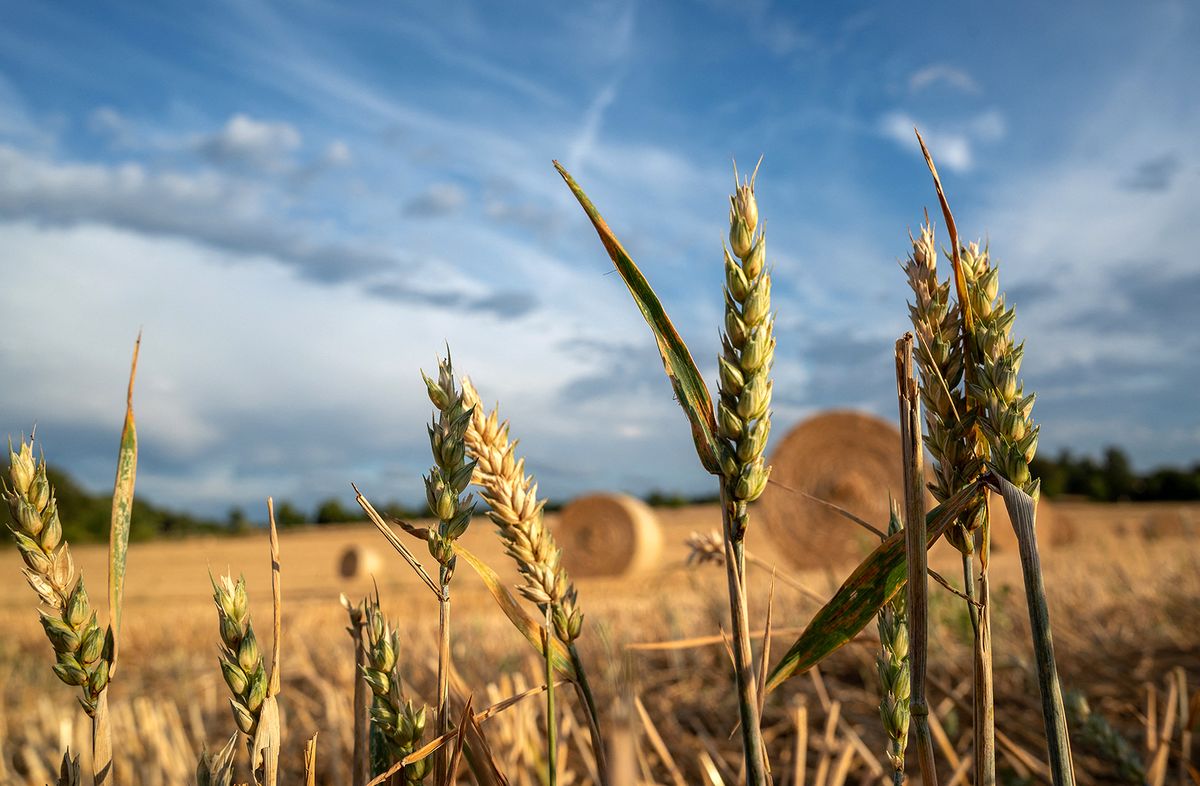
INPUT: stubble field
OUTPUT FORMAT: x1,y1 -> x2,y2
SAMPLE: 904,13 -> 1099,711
2,499 -> 1196,785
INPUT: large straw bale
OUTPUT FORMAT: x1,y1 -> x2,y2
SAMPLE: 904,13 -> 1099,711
555,493 -> 663,577
756,411 -> 906,569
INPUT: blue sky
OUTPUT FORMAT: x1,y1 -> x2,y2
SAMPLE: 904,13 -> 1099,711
1,1 -> 1197,517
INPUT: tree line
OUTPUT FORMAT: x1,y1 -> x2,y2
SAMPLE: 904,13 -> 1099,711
7,448 -> 1196,545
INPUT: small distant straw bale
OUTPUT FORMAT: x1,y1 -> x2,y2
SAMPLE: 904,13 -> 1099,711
336,545 -> 382,579
554,494 -> 663,577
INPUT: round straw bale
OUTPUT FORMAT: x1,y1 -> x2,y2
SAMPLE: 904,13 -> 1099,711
337,544 -> 383,579
755,411 -> 910,569
555,493 -> 663,577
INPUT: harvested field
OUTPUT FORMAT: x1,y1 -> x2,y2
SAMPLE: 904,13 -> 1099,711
2,500 -> 1195,784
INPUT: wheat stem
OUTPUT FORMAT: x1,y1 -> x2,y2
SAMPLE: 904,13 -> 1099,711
544,610 -> 558,786
897,334 -> 937,786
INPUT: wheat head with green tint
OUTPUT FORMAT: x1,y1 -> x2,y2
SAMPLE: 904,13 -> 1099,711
716,161 -> 774,785
5,440 -> 110,716
460,378 -> 582,644
959,241 -> 1040,496
718,160 -> 774,539
360,597 -> 430,784
212,574 -> 269,742
876,499 -> 911,786
421,354 -> 477,585
420,350 -> 477,784
903,223 -> 985,554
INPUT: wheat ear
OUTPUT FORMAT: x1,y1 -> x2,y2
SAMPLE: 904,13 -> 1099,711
877,499 -> 911,785
460,376 -> 609,785
715,159 -> 773,785
960,241 -> 1039,496
212,575 -> 269,743
4,440 -> 111,716
718,158 -> 774,529
460,378 -> 582,642
903,223 -> 985,552
360,596 -> 431,784
420,350 -> 476,786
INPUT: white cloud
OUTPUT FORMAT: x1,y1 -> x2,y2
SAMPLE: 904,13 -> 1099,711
0,72 -> 43,144
568,81 -> 620,173
878,109 -> 1007,173
908,64 -> 980,94
196,113 -> 302,171
88,106 -> 135,146
0,216 -> 702,512
403,182 -> 467,216
879,112 -> 973,171
323,139 -> 352,167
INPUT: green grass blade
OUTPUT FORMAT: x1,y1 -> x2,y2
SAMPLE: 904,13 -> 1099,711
554,161 -> 725,475
765,478 -> 982,693
107,334 -> 140,671
453,542 -> 576,678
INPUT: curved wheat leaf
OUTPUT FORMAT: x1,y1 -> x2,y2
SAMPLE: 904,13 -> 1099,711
766,478 -> 983,693
554,161 -> 725,475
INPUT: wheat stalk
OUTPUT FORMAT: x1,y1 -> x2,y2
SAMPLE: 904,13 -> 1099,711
460,378 -> 581,642
420,350 -> 477,786
360,596 -> 431,784
715,159 -> 774,785
876,499 -> 911,786
211,575 -> 269,743
460,376 -> 608,785
904,217 -> 994,785
4,441 -> 111,716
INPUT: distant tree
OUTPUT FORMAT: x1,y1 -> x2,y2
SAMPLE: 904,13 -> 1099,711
1102,447 -> 1135,501
1031,452 -> 1067,498
646,490 -> 689,508
227,507 -> 249,533
274,500 -> 308,527
314,497 -> 353,525
381,500 -> 423,521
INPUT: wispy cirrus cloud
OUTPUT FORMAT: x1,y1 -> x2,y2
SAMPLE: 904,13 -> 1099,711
908,64 -> 980,94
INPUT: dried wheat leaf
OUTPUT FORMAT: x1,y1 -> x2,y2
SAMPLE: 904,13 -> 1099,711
766,479 -> 981,692
554,161 -> 725,475
107,333 -> 140,671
